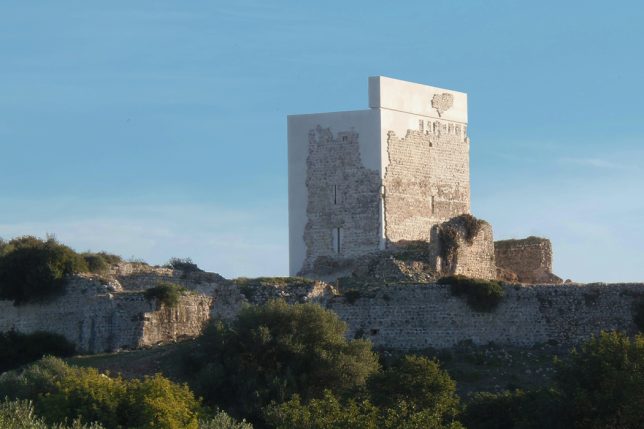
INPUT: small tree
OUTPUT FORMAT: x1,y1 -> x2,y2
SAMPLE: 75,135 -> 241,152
185,300 -> 380,423
0,236 -> 88,304
368,355 -> 460,422
555,331 -> 644,429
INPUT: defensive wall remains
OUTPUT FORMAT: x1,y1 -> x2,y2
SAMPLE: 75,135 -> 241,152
0,274 -> 212,353
0,262 -> 641,353
495,237 -> 562,284
328,282 -> 642,349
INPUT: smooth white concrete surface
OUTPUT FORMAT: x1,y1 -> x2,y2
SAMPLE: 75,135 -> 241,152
369,76 -> 468,123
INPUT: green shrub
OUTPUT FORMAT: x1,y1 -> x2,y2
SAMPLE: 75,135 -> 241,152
81,252 -> 122,274
184,300 -> 380,424
0,236 -> 89,305
265,390 -> 464,429
439,276 -> 504,312
461,389 -> 564,429
0,399 -> 105,429
198,411 -> 253,429
0,358 -> 202,429
555,331 -> 644,429
0,355 -> 71,400
144,282 -> 188,307
0,331 -> 76,373
368,355 -> 460,422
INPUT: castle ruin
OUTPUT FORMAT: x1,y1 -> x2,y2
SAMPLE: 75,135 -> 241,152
288,76 -> 559,283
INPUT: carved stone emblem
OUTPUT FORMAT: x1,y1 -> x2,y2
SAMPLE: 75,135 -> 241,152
431,93 -> 454,117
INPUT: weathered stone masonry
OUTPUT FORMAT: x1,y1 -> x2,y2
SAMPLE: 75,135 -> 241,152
328,283 -> 643,349
495,237 -> 562,284
1,265 -> 641,352
301,126 -> 381,274
384,125 -> 470,243
0,275 -> 212,353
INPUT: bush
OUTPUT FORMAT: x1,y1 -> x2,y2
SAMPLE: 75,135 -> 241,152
461,332 -> 644,429
265,390 -> 464,429
0,399 -> 105,429
0,331 -> 76,373
166,258 -> 203,274
184,300 -> 380,423
81,252 -> 122,274
199,411 -> 253,429
144,282 -> 188,307
633,299 -> 644,331
439,276 -> 504,312
555,331 -> 644,429
0,358 -> 203,429
368,355 -> 460,422
0,355 -> 71,400
461,389 -> 564,429
0,236 -> 89,304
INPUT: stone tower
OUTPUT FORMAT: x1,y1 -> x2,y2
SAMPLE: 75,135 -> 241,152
288,76 -> 471,276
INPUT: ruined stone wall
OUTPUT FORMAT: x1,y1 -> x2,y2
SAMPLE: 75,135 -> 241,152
495,237 -> 561,283
328,283 -> 643,349
428,216 -> 496,280
301,126 -> 381,274
451,222 -> 495,279
383,123 -> 470,243
110,263 -> 226,295
210,280 -> 337,321
0,275 -> 212,353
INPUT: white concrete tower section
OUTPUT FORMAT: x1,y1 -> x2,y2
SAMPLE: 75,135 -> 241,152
288,76 -> 470,276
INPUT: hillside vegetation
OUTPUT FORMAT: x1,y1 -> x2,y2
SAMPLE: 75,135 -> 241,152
0,236 -> 122,305
1,300 -> 641,429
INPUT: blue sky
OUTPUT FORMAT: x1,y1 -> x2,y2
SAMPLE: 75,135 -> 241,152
1,1 -> 643,282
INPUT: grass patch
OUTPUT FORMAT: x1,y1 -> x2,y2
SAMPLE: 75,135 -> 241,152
439,275 -> 504,312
